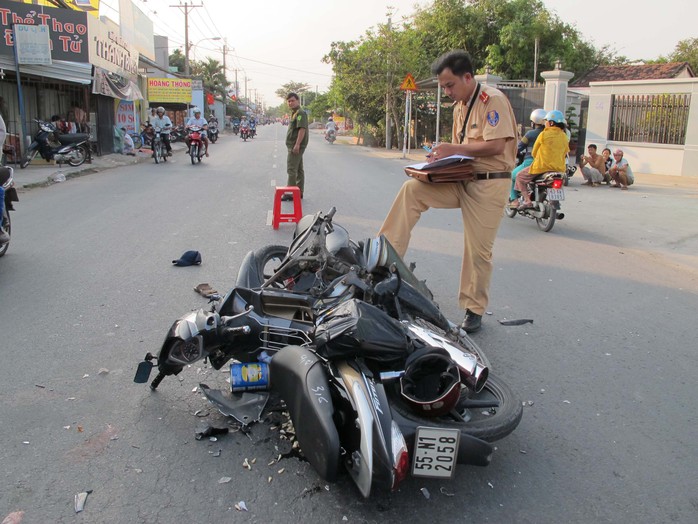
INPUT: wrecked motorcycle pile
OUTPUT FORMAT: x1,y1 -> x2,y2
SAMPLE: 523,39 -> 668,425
134,208 -> 522,497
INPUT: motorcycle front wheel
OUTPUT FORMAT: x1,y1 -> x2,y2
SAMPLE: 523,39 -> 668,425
536,200 -> 556,232
253,244 -> 288,288
190,144 -> 198,165
388,373 -> 523,443
0,208 -> 10,257
68,145 -> 89,167
153,142 -> 162,164
20,150 -> 38,169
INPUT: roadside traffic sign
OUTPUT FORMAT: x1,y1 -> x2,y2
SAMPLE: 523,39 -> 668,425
400,73 -> 417,91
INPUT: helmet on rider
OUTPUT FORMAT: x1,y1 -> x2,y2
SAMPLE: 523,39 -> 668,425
192,107 -> 201,115
328,117 -> 333,122
156,106 -> 165,115
400,347 -> 462,417
530,108 -> 547,125
544,110 -> 565,124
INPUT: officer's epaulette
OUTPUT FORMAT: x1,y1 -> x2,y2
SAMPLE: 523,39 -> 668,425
479,91 -> 490,104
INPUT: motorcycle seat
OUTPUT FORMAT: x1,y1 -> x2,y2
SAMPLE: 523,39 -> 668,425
57,133 -> 90,145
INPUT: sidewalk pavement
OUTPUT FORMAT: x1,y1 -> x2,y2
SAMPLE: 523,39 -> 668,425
9,141 -> 187,190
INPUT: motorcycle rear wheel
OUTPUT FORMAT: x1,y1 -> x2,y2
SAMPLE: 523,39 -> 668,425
536,201 -> 556,232
0,208 -> 10,257
388,373 -> 522,443
505,199 -> 518,218
68,145 -> 89,167
131,135 -> 143,149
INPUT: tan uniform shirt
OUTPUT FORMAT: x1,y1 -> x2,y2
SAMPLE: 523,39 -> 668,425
452,84 -> 517,173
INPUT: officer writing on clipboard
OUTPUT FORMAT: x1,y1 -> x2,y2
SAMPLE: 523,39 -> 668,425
378,50 -> 517,333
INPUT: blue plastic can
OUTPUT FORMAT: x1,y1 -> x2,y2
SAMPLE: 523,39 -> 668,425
230,362 -> 270,392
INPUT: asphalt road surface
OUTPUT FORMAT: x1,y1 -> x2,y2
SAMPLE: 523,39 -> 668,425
1,125 -> 697,523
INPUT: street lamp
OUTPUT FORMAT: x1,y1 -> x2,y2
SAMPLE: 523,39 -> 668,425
185,36 -> 221,76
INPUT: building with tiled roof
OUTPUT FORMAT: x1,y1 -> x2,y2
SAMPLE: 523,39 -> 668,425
571,62 -> 694,88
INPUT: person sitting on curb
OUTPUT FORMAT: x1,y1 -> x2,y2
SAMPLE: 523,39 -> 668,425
513,110 -> 569,210
580,144 -> 606,186
608,149 -> 634,189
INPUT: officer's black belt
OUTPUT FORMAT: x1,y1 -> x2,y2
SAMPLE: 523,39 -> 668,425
473,171 -> 511,180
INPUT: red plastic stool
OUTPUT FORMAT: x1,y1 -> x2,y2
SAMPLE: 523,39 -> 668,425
272,186 -> 303,229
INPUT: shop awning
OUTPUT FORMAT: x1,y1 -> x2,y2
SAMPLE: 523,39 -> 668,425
0,57 -> 93,84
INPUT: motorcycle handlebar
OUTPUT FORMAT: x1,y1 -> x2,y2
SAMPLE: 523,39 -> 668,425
220,325 -> 251,340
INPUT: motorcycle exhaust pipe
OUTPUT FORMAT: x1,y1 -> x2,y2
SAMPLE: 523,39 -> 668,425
440,344 -> 489,393
556,212 -> 565,220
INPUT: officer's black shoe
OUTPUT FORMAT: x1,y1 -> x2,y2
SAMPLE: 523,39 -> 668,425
461,309 -> 482,333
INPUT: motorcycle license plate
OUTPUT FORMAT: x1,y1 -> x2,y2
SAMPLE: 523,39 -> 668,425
411,426 -> 460,479
548,188 -> 565,201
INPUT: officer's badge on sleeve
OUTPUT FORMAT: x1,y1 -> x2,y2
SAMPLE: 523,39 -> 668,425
487,110 -> 500,127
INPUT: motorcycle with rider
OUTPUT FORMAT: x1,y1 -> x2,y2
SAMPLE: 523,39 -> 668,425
184,108 -> 209,161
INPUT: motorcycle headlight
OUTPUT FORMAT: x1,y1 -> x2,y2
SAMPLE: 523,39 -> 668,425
167,336 -> 204,364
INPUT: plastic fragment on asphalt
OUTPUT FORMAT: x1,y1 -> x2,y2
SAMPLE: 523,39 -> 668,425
235,501 -> 248,511
74,490 -> 92,513
195,425 -> 229,440
98,368 -> 109,376
243,458 -> 251,470
268,476 -> 272,483
218,477 -> 232,484
440,487 -> 455,497
563,400 -> 571,404
486,311 -> 493,315
520,450 -> 527,454
487,482 -> 494,489
498,319 -> 534,326
343,517 -> 348,521
82,374 -> 89,379
63,426 -> 71,430
420,487 -> 430,499
251,458 -> 257,464
22,441 -> 29,445
213,450 -> 221,457
277,468 -> 285,474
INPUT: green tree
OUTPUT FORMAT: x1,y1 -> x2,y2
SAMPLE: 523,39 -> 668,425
669,38 -> 698,72
169,49 -> 185,72
275,82 -> 311,101
191,58 -> 228,98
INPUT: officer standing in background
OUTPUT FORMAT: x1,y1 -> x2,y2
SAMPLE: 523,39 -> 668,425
283,92 -> 308,201
378,50 -> 517,333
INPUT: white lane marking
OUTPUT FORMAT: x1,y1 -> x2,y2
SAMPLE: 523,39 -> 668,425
266,209 -> 273,226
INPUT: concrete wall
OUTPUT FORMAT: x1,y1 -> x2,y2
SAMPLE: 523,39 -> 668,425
585,78 -> 698,177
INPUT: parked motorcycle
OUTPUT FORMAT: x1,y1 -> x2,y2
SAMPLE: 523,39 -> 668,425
325,129 -> 336,144
134,208 -> 522,497
20,119 -> 91,169
506,171 -> 565,232
151,126 -> 168,164
240,123 -> 250,141
208,121 -> 219,143
0,166 -> 18,257
187,125 -> 205,164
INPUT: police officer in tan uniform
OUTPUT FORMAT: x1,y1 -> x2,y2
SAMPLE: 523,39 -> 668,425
378,50 -> 517,333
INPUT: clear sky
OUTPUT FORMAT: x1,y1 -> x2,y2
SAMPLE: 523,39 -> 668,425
100,0 -> 696,107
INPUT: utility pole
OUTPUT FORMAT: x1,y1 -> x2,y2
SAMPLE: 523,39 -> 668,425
170,1 -> 202,76
385,15 -> 392,150
222,40 -> 228,113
